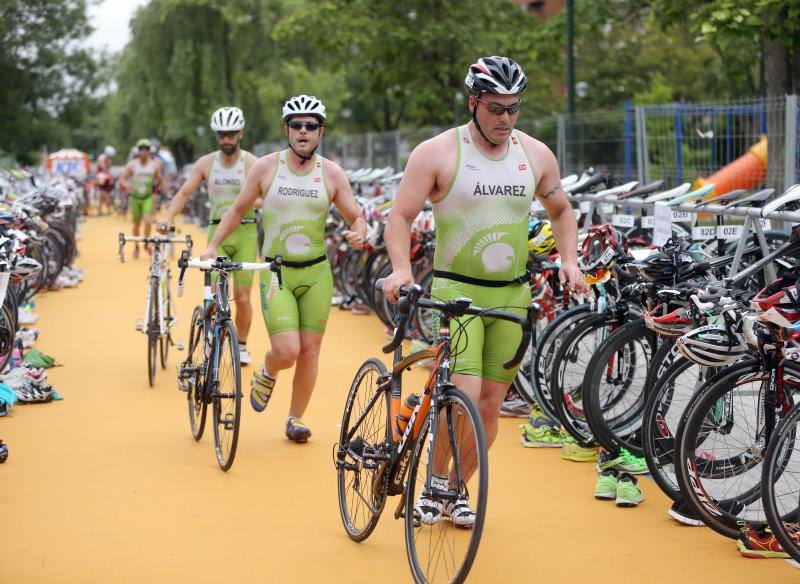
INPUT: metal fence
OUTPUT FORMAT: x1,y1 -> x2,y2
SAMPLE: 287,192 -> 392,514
255,95 -> 799,193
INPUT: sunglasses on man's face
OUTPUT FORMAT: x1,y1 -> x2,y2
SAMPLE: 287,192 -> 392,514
476,97 -> 521,115
216,131 -> 239,140
287,121 -> 321,131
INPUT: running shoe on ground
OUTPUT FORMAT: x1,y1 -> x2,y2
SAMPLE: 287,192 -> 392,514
667,500 -> 704,527
528,402 -> 557,428
350,303 -> 370,315
562,441 -> 598,462
500,398 -> 530,418
444,497 -> 476,528
521,424 -> 564,448
250,367 -> 275,412
239,346 -> 252,366
594,469 -> 618,500
16,328 -> 39,349
18,308 -> 38,325
737,524 -> 789,558
14,382 -> 54,404
285,417 -> 312,443
415,475 -> 448,525
615,473 -> 644,507
596,448 -> 649,474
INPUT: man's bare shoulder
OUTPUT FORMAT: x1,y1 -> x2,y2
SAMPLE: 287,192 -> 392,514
515,130 -> 556,160
408,128 -> 457,170
321,157 -> 347,182
194,152 -> 215,176
251,152 -> 279,179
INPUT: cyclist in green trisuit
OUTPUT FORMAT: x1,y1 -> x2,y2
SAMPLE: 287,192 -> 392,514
199,95 -> 366,443
119,138 -> 169,259
162,107 -> 259,365
383,57 -> 587,525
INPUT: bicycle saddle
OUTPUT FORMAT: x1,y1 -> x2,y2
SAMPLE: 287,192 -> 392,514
694,189 -> 746,208
616,180 -> 665,200
724,188 -> 775,208
667,183 -> 716,206
643,182 -> 692,203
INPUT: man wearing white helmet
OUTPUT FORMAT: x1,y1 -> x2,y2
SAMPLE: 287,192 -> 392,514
199,95 -> 366,443
162,106 -> 259,364
120,138 -> 169,258
383,56 -> 587,527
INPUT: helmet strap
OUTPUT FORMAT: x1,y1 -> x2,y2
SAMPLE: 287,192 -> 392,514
471,107 -> 500,147
288,143 -> 317,165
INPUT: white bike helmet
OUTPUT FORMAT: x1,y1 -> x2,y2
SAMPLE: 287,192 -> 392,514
282,95 -> 326,122
104,145 -> 116,157
10,256 -> 42,281
675,324 -> 747,367
210,107 -> 245,132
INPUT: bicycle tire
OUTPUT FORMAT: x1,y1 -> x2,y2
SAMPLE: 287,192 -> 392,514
404,386 -> 488,584
675,360 -> 800,539
159,279 -> 171,369
762,401 -> 800,563
147,278 -> 158,387
583,319 -> 656,455
212,320 -> 241,471
528,304 -> 592,418
336,358 -> 390,542
185,306 -> 208,441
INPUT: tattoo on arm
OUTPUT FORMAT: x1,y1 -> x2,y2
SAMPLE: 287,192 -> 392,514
539,183 -> 563,200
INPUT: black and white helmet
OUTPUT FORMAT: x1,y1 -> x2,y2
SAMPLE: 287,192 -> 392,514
675,324 -> 747,367
282,95 -> 326,122
464,56 -> 528,95
210,107 -> 245,132
10,256 -> 42,281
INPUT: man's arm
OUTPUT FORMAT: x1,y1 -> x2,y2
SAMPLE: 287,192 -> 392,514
118,162 -> 134,190
528,140 -> 587,293
154,165 -> 169,194
245,153 -> 263,208
199,155 -> 274,259
326,163 -> 366,250
383,139 -> 439,302
164,156 -> 209,227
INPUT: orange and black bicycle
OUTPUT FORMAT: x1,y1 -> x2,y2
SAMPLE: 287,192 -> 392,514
334,280 -> 532,584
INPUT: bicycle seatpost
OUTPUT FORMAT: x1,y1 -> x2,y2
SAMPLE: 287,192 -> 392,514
177,249 -> 190,297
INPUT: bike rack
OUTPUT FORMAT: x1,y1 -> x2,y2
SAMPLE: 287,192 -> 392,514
564,193 -> 800,280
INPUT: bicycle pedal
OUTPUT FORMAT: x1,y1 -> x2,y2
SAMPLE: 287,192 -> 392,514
175,340 -> 185,351
134,320 -> 144,332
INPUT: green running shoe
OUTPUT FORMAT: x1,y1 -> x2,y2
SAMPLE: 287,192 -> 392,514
596,448 -> 649,474
528,402 -> 557,428
615,473 -> 645,507
562,441 -> 598,462
521,424 -> 564,448
594,469 -> 618,500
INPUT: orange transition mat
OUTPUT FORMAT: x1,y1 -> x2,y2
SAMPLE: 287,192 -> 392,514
1,213 -> 797,583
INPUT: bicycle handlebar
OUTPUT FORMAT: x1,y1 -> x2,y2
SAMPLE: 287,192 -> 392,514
374,279 -> 533,370
177,251 -> 272,298
118,232 -> 192,263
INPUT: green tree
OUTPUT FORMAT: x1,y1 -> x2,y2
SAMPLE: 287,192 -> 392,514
0,0 -> 98,163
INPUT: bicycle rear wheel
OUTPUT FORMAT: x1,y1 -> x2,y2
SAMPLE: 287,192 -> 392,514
212,320 -> 241,471
183,306 -> 207,441
404,387 -> 487,584
147,278 -> 158,387
336,358 -> 390,542
159,281 -> 171,369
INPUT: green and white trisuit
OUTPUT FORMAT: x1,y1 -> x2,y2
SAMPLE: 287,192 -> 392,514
258,151 -> 333,336
130,158 -> 157,221
431,125 -> 535,384
206,150 -> 258,286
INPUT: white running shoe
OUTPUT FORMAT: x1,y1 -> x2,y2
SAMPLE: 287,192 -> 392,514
18,310 -> 38,325
14,382 -> 54,403
239,347 -> 252,366
444,497 -> 476,528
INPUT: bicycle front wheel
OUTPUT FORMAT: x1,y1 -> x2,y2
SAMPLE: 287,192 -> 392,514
404,387 -> 488,584
212,320 -> 241,471
336,358 -> 390,542
147,278 -> 158,387
159,280 -> 171,369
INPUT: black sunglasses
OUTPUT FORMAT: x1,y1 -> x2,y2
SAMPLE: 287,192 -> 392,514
476,96 -> 521,115
287,121 -> 321,131
216,131 -> 239,139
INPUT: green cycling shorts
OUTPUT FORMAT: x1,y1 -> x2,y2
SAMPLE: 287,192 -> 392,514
431,277 -> 531,385
208,223 -> 259,287
258,260 -> 333,335
130,195 -> 154,222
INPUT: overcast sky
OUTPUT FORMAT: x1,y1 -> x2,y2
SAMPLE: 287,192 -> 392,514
84,0 -> 147,53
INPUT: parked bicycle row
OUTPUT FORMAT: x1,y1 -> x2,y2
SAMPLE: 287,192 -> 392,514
323,169 -> 800,563
0,168 -> 87,462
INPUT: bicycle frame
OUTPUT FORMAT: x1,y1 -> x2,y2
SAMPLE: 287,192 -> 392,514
197,269 -> 233,399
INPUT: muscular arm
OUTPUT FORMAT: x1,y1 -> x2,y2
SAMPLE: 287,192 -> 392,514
245,152 -> 263,209
166,156 -> 209,225
382,139 -> 442,301
154,166 -> 169,194
327,163 -> 366,245
119,162 -> 134,189
526,138 -> 586,292
207,155 -> 273,251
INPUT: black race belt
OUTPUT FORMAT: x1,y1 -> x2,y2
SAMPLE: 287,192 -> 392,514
433,269 -> 530,287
